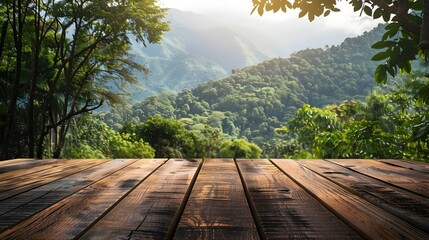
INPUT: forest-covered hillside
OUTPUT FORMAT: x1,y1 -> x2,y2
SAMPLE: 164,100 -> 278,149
128,9 -> 272,100
104,24 -> 385,146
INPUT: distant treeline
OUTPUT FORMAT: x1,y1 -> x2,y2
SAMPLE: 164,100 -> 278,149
103,25 -> 385,146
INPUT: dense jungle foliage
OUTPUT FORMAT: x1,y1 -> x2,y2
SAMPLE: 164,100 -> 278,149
2,0 -> 428,161
95,24 -> 428,161
100,26 -> 384,147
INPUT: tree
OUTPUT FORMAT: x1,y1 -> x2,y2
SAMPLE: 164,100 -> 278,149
62,114 -> 154,159
251,0 -> 429,83
0,0 -> 169,159
123,116 -> 190,158
288,104 -> 341,150
220,139 -> 262,158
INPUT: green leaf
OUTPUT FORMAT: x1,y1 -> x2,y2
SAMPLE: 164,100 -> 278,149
385,23 -> 400,31
371,51 -> 390,61
258,4 -> 264,16
375,65 -> 388,84
363,6 -> 372,16
400,61 -> 412,74
382,11 -> 391,21
298,10 -> 307,18
373,8 -> 382,19
386,66 -> 395,77
371,40 -> 394,49
324,10 -> 331,17
353,0 -> 363,12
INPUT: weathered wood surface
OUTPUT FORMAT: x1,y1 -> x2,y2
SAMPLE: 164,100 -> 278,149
0,158 -> 427,239
329,159 -> 429,198
80,158 -> 201,239
272,159 -> 429,239
299,159 -> 429,233
0,159 -> 165,239
174,159 -> 259,239
0,159 -> 107,202
236,159 -> 361,239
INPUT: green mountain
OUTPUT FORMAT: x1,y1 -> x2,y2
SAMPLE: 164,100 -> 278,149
106,24 -> 385,146
128,9 -> 272,101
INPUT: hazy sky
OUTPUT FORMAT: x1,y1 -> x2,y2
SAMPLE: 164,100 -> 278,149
158,0 -> 380,36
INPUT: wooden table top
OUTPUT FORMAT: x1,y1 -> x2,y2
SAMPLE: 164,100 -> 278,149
0,158 -> 428,239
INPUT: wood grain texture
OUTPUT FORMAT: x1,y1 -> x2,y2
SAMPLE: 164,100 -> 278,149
0,159 -> 63,180
379,159 -> 429,174
0,159 -> 41,173
0,159 -> 107,201
0,159 -> 166,239
236,159 -> 362,239
0,158 -> 427,239
174,159 -> 259,240
300,159 -> 429,233
272,159 -> 429,240
328,159 -> 429,198
80,158 -> 201,240
0,159 -> 137,231
0,159 -> 34,165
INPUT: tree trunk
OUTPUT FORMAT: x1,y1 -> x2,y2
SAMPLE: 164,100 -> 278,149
36,129 -> 48,159
0,21 -> 8,61
421,0 -> 429,50
2,0 -> 23,160
53,123 -> 69,159
28,2 -> 42,158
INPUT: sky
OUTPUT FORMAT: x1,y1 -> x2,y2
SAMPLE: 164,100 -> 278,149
158,0 -> 380,36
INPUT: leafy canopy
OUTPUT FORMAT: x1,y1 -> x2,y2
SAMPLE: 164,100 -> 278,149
251,0 -> 429,83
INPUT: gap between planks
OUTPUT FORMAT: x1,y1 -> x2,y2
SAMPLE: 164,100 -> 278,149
271,159 -> 429,239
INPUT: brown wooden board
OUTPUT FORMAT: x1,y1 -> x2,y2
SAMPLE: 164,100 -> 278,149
0,159 -> 63,180
0,159 -> 137,231
328,159 -> 429,198
299,159 -> 429,233
272,159 -> 429,239
174,159 -> 259,239
0,159 -> 61,174
80,158 -> 201,239
0,159 -> 35,166
0,159 -> 166,239
236,159 -> 362,239
379,159 -> 429,174
0,159 -> 107,201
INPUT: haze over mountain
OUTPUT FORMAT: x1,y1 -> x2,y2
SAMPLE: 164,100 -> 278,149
105,25 -> 385,148
128,8 -> 380,101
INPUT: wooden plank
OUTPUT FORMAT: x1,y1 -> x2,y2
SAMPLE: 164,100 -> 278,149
174,159 -> 259,239
300,159 -> 429,233
0,159 -> 137,231
0,159 -> 63,179
80,158 -> 201,239
0,158 -> 35,167
328,159 -> 429,198
236,159 -> 362,239
0,159 -> 166,239
379,159 -> 429,174
0,159 -> 59,174
272,159 -> 429,240
0,159 -> 107,201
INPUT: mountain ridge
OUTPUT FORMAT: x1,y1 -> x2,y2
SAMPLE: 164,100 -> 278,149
105,24 -> 386,148
128,8 -> 377,101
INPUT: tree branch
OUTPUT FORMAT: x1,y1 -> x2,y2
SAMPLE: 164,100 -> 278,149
371,0 -> 396,14
421,0 -> 429,49
396,0 -> 421,36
